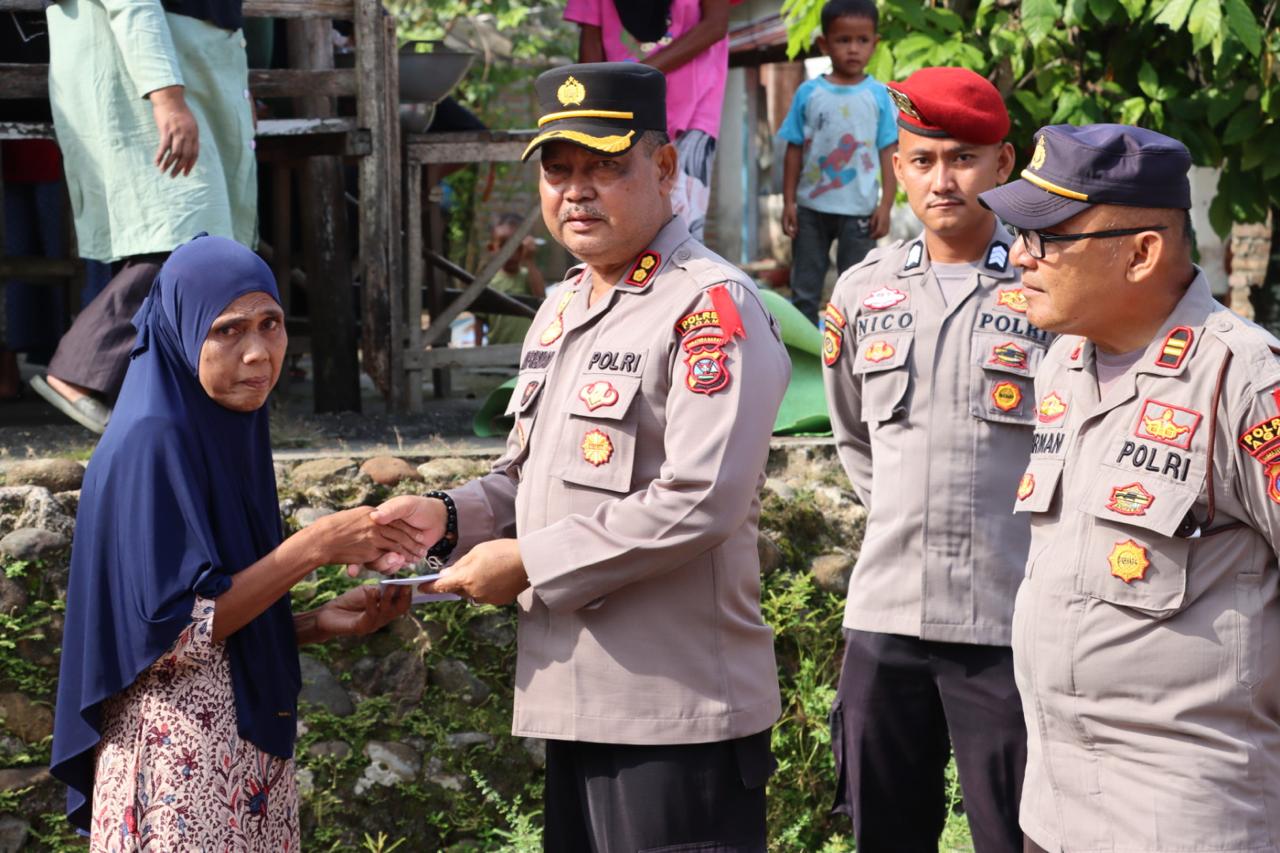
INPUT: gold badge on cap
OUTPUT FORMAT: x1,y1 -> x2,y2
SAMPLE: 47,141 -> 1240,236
888,87 -> 920,119
557,75 -> 586,107
1030,135 -> 1047,171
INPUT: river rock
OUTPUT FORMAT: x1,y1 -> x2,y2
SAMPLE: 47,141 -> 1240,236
757,535 -> 784,575
0,693 -> 53,743
292,505 -> 335,528
421,756 -> 465,791
349,649 -> 425,712
430,659 -> 491,706
0,765 -> 49,791
811,552 -> 854,595
466,613 -> 515,647
522,737 -> 547,768
0,576 -> 26,615
0,815 -> 29,853
417,458 -> 488,488
298,654 -> 354,716
0,487 -> 74,538
5,459 -> 84,493
360,456 -> 422,487
445,732 -> 495,750
354,741 -> 421,794
0,528 -> 68,562
290,458 -> 358,488
307,740 -> 353,761
764,478 -> 795,501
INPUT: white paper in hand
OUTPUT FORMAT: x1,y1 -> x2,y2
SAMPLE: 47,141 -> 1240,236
379,572 -> 461,604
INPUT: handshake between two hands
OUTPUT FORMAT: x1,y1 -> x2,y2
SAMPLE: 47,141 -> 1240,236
316,495 -> 529,608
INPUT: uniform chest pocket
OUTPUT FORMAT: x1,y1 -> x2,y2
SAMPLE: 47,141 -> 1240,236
506,372 -> 547,417
553,375 -> 644,493
852,331 -> 913,424
970,332 -> 1048,426
1076,468 -> 1200,616
1013,458 -> 1062,514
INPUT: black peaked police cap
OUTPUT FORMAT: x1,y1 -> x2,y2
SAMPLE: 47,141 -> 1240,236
521,62 -> 667,162
979,123 -> 1192,230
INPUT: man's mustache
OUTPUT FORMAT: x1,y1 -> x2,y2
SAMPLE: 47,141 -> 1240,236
560,206 -> 608,223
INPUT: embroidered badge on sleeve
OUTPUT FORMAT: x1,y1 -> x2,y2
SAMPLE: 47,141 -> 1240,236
1237,390 -> 1280,503
677,284 -> 746,396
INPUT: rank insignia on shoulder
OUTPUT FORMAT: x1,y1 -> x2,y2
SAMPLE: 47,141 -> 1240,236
986,242 -> 1010,272
903,242 -> 923,271
626,251 -> 661,287
579,380 -> 619,411
1107,482 -> 1155,516
862,288 -> 907,311
996,288 -> 1028,313
1135,399 -> 1201,450
1038,392 -> 1067,423
1016,473 -> 1035,501
991,380 -> 1023,412
989,341 -> 1028,370
824,302 -> 848,327
581,429 -> 614,466
1155,326 -> 1193,369
823,324 -> 844,367
864,340 -> 896,363
1069,339 -> 1085,361
1108,539 -> 1150,584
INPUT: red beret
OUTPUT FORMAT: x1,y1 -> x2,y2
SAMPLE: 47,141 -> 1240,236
887,67 -> 1010,145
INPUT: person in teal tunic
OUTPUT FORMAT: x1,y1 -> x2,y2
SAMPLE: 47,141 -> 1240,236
31,0 -> 257,434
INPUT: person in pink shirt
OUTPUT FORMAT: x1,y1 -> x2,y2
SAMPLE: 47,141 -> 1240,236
565,0 -> 733,240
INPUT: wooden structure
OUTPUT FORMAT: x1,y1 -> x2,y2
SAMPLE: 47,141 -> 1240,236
0,0 -> 400,413
400,128 -> 536,412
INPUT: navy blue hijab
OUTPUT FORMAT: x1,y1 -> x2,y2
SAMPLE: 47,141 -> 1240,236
51,235 -> 301,831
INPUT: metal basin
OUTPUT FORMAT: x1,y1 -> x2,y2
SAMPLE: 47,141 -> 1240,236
398,41 -> 475,104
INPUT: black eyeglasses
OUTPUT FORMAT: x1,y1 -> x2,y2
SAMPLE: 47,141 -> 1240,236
1012,225 -> 1168,260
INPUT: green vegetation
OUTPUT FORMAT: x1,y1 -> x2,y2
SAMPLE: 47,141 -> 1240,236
782,0 -> 1279,236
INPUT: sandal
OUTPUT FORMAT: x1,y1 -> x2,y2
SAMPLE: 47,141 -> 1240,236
29,375 -> 111,434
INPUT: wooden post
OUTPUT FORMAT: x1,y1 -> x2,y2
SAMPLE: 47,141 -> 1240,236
287,18 -> 361,412
354,0 -> 393,402
384,14 -> 404,410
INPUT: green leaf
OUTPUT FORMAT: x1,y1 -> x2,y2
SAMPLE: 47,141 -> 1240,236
1051,88 -> 1086,123
1064,0 -> 1090,24
1207,186 -> 1233,237
1188,0 -> 1223,52
1089,0 -> 1119,21
1117,0 -> 1147,19
865,42 -> 894,82
1223,0 -> 1263,56
924,7 -> 965,32
1207,85 -> 1246,126
1221,106 -> 1260,145
1118,96 -> 1148,124
1022,0 -> 1061,45
1153,0 -> 1194,31
1137,61 -> 1176,100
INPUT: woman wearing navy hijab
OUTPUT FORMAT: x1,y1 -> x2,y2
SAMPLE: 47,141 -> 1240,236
51,235 -> 423,847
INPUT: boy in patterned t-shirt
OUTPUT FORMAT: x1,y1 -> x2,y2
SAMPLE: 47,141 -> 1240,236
780,0 -> 897,324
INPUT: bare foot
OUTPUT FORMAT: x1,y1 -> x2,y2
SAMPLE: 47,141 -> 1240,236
46,374 -> 92,404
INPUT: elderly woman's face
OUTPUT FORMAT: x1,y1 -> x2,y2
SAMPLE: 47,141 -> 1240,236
198,291 -> 286,411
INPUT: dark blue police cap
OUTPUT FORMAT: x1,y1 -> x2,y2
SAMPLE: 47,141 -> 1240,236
979,124 -> 1192,230
522,62 -> 667,161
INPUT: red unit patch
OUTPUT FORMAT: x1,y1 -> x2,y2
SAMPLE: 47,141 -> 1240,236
684,334 -> 731,395
823,325 -> 844,367
1134,399 -> 1201,451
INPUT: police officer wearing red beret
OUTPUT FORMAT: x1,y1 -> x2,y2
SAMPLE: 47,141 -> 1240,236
822,66 -> 1046,852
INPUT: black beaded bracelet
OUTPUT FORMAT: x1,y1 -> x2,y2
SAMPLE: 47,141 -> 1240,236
425,490 -> 458,560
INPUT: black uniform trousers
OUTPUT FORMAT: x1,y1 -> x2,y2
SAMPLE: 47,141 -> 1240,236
830,629 -> 1026,853
543,729 -> 773,853
48,254 -> 166,398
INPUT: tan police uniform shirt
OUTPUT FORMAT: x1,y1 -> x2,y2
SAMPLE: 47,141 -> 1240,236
823,224 -> 1050,645
446,217 -> 791,745
1014,270 -> 1280,852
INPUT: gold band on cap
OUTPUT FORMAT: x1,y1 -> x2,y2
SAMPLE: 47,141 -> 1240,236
522,129 -> 636,159
537,109 -> 635,127
1020,169 -> 1090,201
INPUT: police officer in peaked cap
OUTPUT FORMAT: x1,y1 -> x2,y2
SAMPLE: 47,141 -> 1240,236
368,62 -> 791,852
822,66 -> 1048,852
981,123 -> 1280,853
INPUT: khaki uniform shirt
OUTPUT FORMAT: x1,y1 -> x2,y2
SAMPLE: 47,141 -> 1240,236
824,226 -> 1050,645
1014,271 -> 1280,852
447,218 -> 790,745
